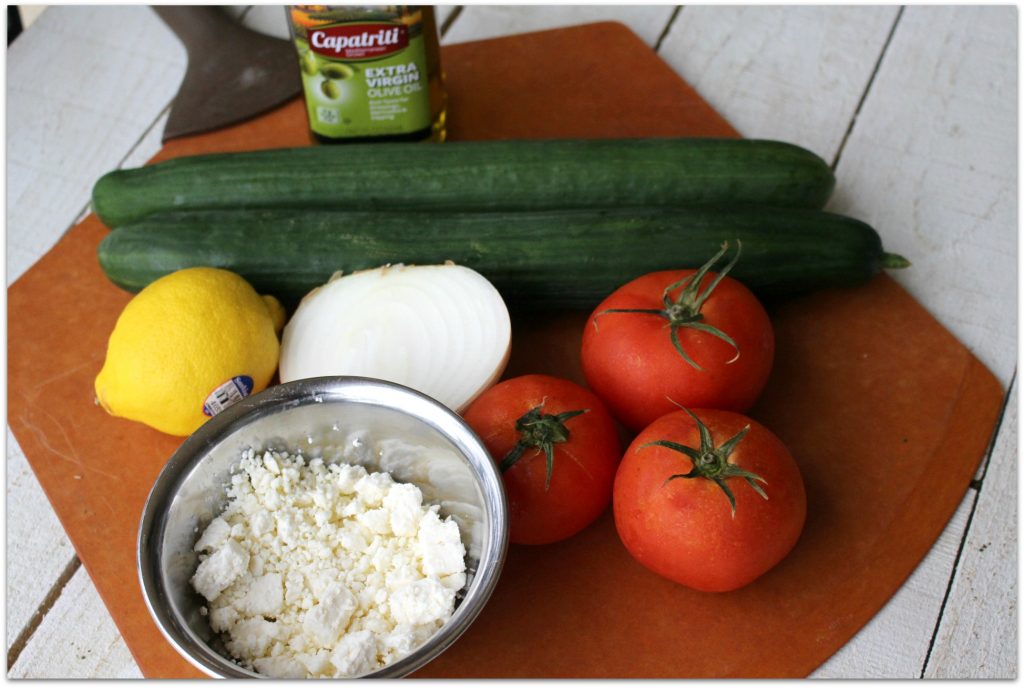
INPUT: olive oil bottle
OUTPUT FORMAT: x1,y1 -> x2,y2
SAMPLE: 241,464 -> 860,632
288,5 -> 447,143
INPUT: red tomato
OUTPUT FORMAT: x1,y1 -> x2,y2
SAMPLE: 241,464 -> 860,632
462,374 -> 622,545
581,245 -> 774,432
614,408 -> 806,592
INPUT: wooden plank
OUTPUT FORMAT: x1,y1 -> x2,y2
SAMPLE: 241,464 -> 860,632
826,5 -> 1017,387
5,105 -> 170,679
441,5 -> 677,47
239,4 -> 289,39
5,430 -> 76,649
925,382 -> 1017,678
658,5 -> 898,161
8,568 -> 142,678
811,493 -> 974,677
6,6 -> 185,285
6,6 -> 182,665
816,6 -> 1017,677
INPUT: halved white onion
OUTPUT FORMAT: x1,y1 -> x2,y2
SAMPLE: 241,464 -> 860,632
279,263 -> 511,412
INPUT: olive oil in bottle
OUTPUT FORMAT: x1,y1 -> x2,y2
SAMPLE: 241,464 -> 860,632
288,5 -> 447,143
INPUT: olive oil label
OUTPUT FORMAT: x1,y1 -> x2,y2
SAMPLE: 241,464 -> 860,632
290,9 -> 432,139
308,22 -> 409,59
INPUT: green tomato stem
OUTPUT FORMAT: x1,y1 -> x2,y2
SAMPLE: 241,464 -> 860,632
642,407 -> 766,517
500,403 -> 589,491
597,241 -> 744,370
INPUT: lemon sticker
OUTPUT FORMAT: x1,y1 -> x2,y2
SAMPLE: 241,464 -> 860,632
202,376 -> 254,417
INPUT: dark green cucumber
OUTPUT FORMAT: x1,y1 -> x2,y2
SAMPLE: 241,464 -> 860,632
91,138 -> 835,227
98,206 -> 907,310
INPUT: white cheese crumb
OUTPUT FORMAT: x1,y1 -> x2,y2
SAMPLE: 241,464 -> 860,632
296,650 -> 331,676
330,629 -> 378,677
418,510 -> 469,578
191,450 -> 467,678
385,482 -> 424,536
303,585 -> 357,647
237,572 -> 283,616
191,538 -> 249,601
252,655 -> 305,679
209,605 -> 238,633
193,516 -> 231,552
225,617 -> 282,658
354,471 -> 393,507
390,578 -> 457,626
249,509 -> 274,537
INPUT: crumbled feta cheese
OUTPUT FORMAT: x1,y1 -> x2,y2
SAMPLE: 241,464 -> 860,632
390,578 -> 457,626
354,471 -> 393,507
194,516 -> 231,552
252,655 -> 305,679
418,510 -> 468,578
249,509 -> 274,537
303,585 -> 357,647
440,571 -> 468,591
225,617 -> 282,657
209,605 -> 239,633
263,452 -> 281,474
191,538 -> 249,601
380,624 -> 419,657
333,462 -> 365,494
356,506 -> 392,535
191,450 -> 467,678
330,629 -> 377,677
385,482 -> 423,536
237,572 -> 283,616
296,649 -> 332,676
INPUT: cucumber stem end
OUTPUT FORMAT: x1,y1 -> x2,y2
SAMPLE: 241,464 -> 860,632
881,252 -> 911,269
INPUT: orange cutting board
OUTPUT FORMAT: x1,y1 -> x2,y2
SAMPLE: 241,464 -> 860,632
8,23 -> 1003,678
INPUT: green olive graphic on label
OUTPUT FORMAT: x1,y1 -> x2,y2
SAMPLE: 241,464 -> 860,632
301,51 -> 318,77
320,63 -> 354,80
321,79 -> 341,99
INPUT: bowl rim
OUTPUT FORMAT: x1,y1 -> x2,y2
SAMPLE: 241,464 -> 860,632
137,375 -> 509,678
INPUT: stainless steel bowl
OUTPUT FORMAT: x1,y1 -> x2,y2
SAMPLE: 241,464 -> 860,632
138,376 -> 508,678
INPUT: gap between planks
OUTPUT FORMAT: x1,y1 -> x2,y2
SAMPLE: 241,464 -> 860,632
653,6 -> 683,53
830,6 -> 905,170
7,557 -> 82,670
440,6 -> 463,38
919,372 -> 1017,676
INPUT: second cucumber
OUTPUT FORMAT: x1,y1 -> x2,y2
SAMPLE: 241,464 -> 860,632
98,206 -> 907,310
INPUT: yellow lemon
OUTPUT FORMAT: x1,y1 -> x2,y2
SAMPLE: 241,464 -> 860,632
95,267 -> 283,436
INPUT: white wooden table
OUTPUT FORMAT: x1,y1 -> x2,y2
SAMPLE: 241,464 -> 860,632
6,5 -> 1016,678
